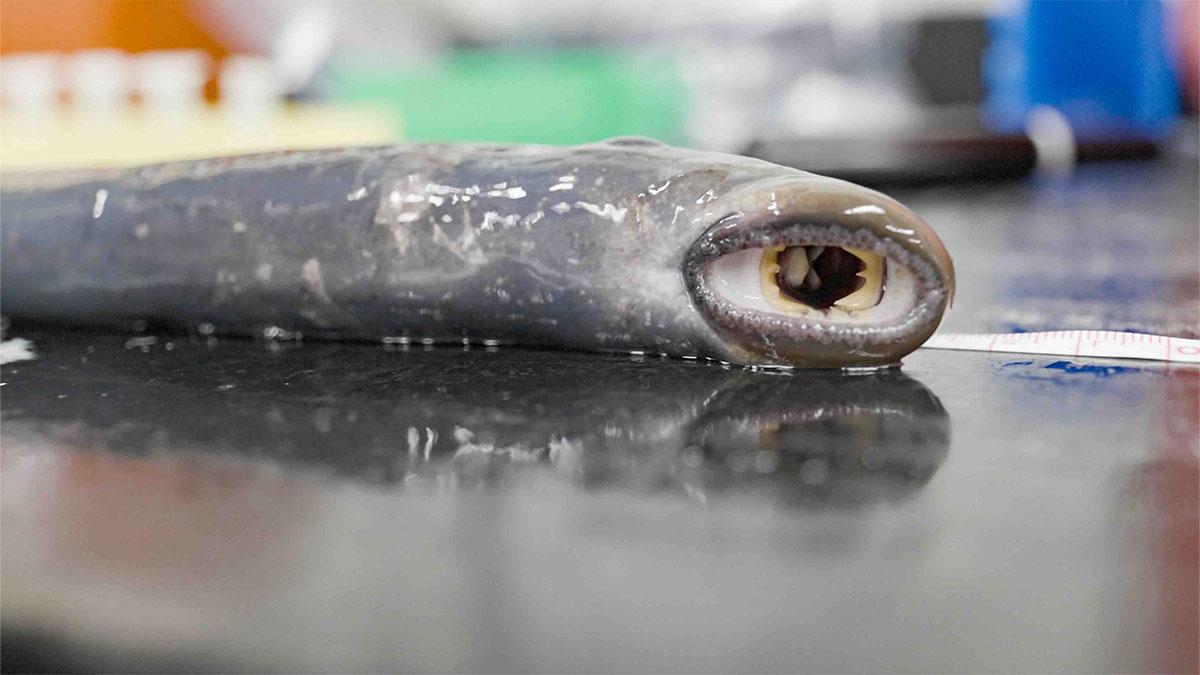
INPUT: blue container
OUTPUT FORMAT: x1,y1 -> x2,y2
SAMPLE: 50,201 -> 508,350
985,0 -> 1180,139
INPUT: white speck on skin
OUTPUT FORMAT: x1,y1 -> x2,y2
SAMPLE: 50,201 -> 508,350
232,221 -> 247,233
484,184 -> 527,199
301,258 -> 334,304
0,338 -> 36,365
549,176 -> 576,192
423,426 -> 438,459
256,263 -> 273,282
407,427 -> 420,455
550,202 -> 571,214
92,189 -> 108,218
574,201 -> 626,223
480,211 -> 517,231
262,326 -> 297,341
521,210 -> 544,228
133,223 -> 150,239
346,186 -> 369,201
124,336 -> 157,350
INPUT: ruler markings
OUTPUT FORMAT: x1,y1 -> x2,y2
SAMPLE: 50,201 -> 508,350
922,331 -> 1200,364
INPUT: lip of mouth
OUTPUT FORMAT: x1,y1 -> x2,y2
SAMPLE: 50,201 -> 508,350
682,212 -> 949,363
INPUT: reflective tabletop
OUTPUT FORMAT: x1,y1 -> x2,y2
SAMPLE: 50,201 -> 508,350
2,152 -> 1197,673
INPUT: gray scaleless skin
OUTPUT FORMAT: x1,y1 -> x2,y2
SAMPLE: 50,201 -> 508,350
0,138 -> 954,367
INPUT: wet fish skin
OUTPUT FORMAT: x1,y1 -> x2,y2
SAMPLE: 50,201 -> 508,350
0,138 -> 953,366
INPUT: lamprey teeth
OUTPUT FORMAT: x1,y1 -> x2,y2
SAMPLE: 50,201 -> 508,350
759,245 -> 806,313
832,247 -> 886,311
803,268 -> 821,290
758,244 -> 888,313
779,246 -> 810,289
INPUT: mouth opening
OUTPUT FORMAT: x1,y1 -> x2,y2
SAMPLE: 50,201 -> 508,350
763,245 -> 886,312
684,216 -> 949,366
697,226 -> 913,327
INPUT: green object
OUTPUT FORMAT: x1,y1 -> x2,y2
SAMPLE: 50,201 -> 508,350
327,49 -> 687,146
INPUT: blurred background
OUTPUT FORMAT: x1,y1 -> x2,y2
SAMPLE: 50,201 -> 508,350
2,3 -> 1198,673
1,0 -> 1196,183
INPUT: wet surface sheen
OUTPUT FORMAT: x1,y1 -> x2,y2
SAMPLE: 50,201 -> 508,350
2,156 -> 1197,673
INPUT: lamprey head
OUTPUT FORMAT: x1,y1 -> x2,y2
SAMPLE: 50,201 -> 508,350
685,176 -> 954,368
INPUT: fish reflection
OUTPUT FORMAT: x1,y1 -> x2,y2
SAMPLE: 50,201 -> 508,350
406,367 -> 948,510
677,371 -> 948,508
2,330 -> 949,509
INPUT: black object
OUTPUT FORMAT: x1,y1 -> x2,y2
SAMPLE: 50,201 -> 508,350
746,123 -> 1160,189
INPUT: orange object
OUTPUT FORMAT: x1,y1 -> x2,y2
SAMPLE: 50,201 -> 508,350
0,0 -> 245,100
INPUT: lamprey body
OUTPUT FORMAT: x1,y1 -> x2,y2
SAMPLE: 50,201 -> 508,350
1,138 -> 954,367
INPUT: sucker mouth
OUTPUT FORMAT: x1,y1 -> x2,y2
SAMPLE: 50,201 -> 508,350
691,221 -> 931,328
683,218 -> 949,365
677,174 -> 953,366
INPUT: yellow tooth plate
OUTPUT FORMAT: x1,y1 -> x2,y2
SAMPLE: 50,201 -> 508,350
759,246 -> 812,314
833,246 -> 885,311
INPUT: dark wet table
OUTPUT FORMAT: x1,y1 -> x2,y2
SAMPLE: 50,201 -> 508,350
2,148 -> 1197,673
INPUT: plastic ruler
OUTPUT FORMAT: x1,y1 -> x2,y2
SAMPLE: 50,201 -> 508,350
922,330 -> 1200,364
